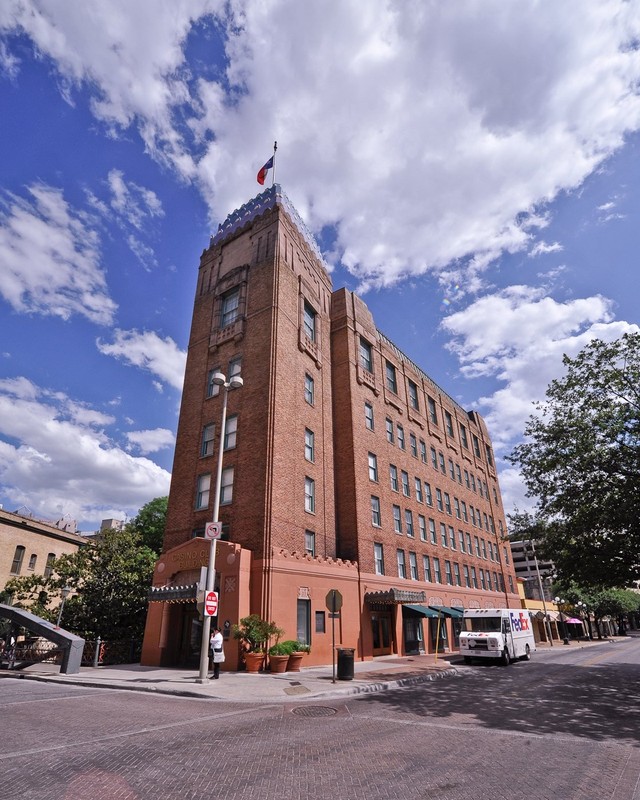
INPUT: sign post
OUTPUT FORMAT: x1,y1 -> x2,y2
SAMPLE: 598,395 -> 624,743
325,589 -> 343,683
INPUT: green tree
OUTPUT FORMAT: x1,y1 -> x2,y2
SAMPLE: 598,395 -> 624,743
508,332 -> 640,588
126,495 -> 167,554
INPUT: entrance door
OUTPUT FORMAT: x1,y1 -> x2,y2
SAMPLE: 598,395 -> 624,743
371,611 -> 393,656
403,615 -> 424,654
179,605 -> 203,668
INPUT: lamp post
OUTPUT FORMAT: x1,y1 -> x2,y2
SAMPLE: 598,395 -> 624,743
56,586 -> 71,628
196,371 -> 243,684
577,601 -> 593,640
528,539 -> 553,646
554,596 -> 570,645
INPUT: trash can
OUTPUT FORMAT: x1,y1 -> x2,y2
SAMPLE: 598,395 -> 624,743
336,647 -> 355,680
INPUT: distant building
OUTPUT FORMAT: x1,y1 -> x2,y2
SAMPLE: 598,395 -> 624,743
0,507 -> 88,594
509,539 -> 554,601
142,184 -> 520,670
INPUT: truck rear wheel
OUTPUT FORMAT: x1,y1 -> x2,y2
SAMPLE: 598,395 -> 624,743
500,648 -> 510,666
521,644 -> 531,661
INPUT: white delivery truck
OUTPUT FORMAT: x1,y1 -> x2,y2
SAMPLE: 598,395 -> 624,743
459,608 -> 536,665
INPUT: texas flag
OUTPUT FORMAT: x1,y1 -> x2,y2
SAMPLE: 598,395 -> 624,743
257,156 -> 274,185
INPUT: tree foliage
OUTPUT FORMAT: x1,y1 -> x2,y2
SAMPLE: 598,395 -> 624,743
127,495 -> 167,554
508,333 -> 640,588
4,497 -> 167,639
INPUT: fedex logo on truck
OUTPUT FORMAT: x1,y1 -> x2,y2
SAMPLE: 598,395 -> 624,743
509,611 -> 530,632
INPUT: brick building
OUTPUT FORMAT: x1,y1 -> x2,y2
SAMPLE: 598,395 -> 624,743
141,185 -> 519,669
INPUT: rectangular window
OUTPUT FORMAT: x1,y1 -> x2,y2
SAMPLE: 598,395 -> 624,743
429,518 -> 437,544
409,552 -> 418,580
444,411 -> 454,437
479,570 -> 486,590
374,542 -> 385,575
464,469 -> 470,488
449,526 -> 456,549
448,458 -> 455,480
386,418 -> 394,443
444,492 -> 452,515
504,545 -> 510,565
414,478 -> 423,503
436,488 -> 443,511
397,549 -> 406,578
405,509 -> 414,538
207,368 -> 221,398
409,432 -> 417,457
305,530 -> 316,556
466,532 -> 472,552
420,439 -> 427,463
433,558 -> 442,584
454,497 -> 461,519
221,467 -> 234,504
424,482 -> 433,506
401,470 -> 410,496
474,536 -> 481,557
228,356 -> 242,377
385,361 -> 398,393
304,373 -> 314,405
368,452 -> 378,482
10,545 -> 25,575
315,611 -> 326,633
196,474 -> 211,509
461,501 -> 468,522
472,434 -> 481,458
438,452 -> 446,474
427,396 -> 438,425
303,300 -> 317,342
440,522 -> 448,547
471,567 -> 478,589
418,515 -> 427,542
423,555 -> 432,582
393,505 -> 402,533
454,562 -> 461,586
485,444 -> 494,467
390,464 -> 398,491
305,428 -> 315,462
304,477 -> 315,513
407,379 -> 419,410
460,423 -> 469,448
359,337 -> 373,372
481,539 -> 488,559
430,446 -> 438,469
371,496 -> 381,527
221,287 -> 240,327
43,552 -> 56,579
458,530 -> 465,552
297,599 -> 311,646
28,555 -> 39,571
463,565 -> 470,588
364,402 -> 374,430
483,513 -> 489,532
224,415 -> 237,450
201,423 -> 215,457
455,463 -> 462,484
445,560 -> 453,585
397,425 -> 405,450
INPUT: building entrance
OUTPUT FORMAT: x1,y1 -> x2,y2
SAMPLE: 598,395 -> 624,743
178,605 -> 203,668
370,611 -> 393,655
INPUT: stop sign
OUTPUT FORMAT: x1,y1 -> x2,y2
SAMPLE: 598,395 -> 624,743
204,591 -> 219,617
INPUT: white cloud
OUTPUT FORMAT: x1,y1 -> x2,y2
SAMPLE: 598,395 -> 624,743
107,169 -> 164,230
529,241 -> 564,258
0,184 -> 117,323
96,329 -> 186,390
0,378 -> 171,525
126,427 -> 175,455
2,1 -> 639,290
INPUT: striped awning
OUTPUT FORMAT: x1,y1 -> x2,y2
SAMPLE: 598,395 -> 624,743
148,583 -> 198,603
365,588 -> 426,605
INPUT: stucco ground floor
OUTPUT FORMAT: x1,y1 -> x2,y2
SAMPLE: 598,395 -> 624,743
141,538 -> 521,671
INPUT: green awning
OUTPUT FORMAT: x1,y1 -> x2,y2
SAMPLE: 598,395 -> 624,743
403,604 -> 439,618
429,605 -> 464,618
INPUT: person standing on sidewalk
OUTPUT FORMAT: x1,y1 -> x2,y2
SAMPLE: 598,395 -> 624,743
210,627 -> 224,679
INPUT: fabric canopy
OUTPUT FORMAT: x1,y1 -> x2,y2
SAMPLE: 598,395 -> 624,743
403,604 -> 439,618
565,617 -> 583,624
429,605 -> 464,618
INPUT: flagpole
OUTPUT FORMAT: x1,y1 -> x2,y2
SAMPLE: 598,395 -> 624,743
272,141 -> 277,186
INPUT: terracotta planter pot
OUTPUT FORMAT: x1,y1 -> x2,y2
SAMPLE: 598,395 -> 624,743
243,652 -> 265,673
269,654 -> 289,673
286,652 -> 306,672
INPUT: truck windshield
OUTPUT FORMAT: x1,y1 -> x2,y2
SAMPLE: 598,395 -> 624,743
463,617 -> 502,633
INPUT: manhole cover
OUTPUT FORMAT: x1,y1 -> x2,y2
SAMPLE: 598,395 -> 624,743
292,705 -> 337,717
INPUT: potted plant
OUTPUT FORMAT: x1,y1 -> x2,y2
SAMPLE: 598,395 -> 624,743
232,615 -> 282,673
282,640 -> 310,672
268,641 -> 291,673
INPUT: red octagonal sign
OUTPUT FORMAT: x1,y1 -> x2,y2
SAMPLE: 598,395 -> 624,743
204,591 -> 219,617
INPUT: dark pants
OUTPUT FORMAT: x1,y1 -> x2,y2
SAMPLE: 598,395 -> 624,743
212,662 -> 220,679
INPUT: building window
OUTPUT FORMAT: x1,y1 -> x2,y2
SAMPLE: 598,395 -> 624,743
427,396 -> 438,424
415,478 -> 423,503
409,432 -> 417,457
304,373 -> 314,405
444,411 -> 454,437
405,509 -> 414,538
28,553 -> 37,571
228,356 -> 242,377
460,424 -> 469,448
224,415 -> 237,450
201,423 -> 215,457
393,505 -> 402,533
440,523 -> 448,547
463,565 -> 471,588
448,458 -> 455,480
456,463 -> 462,484
449,526 -> 456,549
461,501 -> 468,522
397,425 -> 405,450
305,429 -> 315,462
389,464 -> 399,491
418,515 -> 427,541
464,469 -> 470,488
397,549 -> 406,578
221,286 -> 240,327
315,611 -> 326,633
368,452 -> 378,482
407,379 -> 419,410
503,545 -> 510,565
433,558 -> 442,584
359,337 -> 373,372
409,552 -> 418,580
207,368 -> 221,398
420,439 -> 427,463
436,488 -> 443,511
371,496 -> 381,527
424,482 -> 433,506
475,536 -> 481,557
430,446 -> 438,469
196,474 -> 211,510
445,560 -> 453,585
439,452 -> 446,474
429,518 -> 437,544
485,444 -> 494,467
386,417 -> 394,443
374,543 -> 385,575
454,563 -> 461,586
444,492 -> 452,515
221,467 -> 234,504
466,532 -> 472,552
10,545 -> 25,575
454,497 -> 461,519
471,567 -> 478,589
364,402 -> 374,430
305,530 -> 316,556
297,599 -> 311,646
458,530 -> 465,552
401,470 -> 410,497
479,570 -> 486,590
423,555 -> 432,582
303,301 -> 317,342
472,434 -> 481,458
385,361 -> 398,393
305,477 -> 315,513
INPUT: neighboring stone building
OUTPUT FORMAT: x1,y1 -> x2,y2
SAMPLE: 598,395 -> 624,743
142,184 -> 519,670
0,508 -> 88,593
509,539 -> 555,602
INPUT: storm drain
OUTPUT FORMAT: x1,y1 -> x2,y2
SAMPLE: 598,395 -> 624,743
292,705 -> 338,717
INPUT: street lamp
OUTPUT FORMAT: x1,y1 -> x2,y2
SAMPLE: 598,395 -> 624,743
528,539 -> 553,647
554,596 -> 570,645
196,371 -> 243,684
56,586 -> 71,628
577,601 -> 593,640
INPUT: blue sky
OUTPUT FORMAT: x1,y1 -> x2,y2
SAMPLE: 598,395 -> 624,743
1,1 -> 639,530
